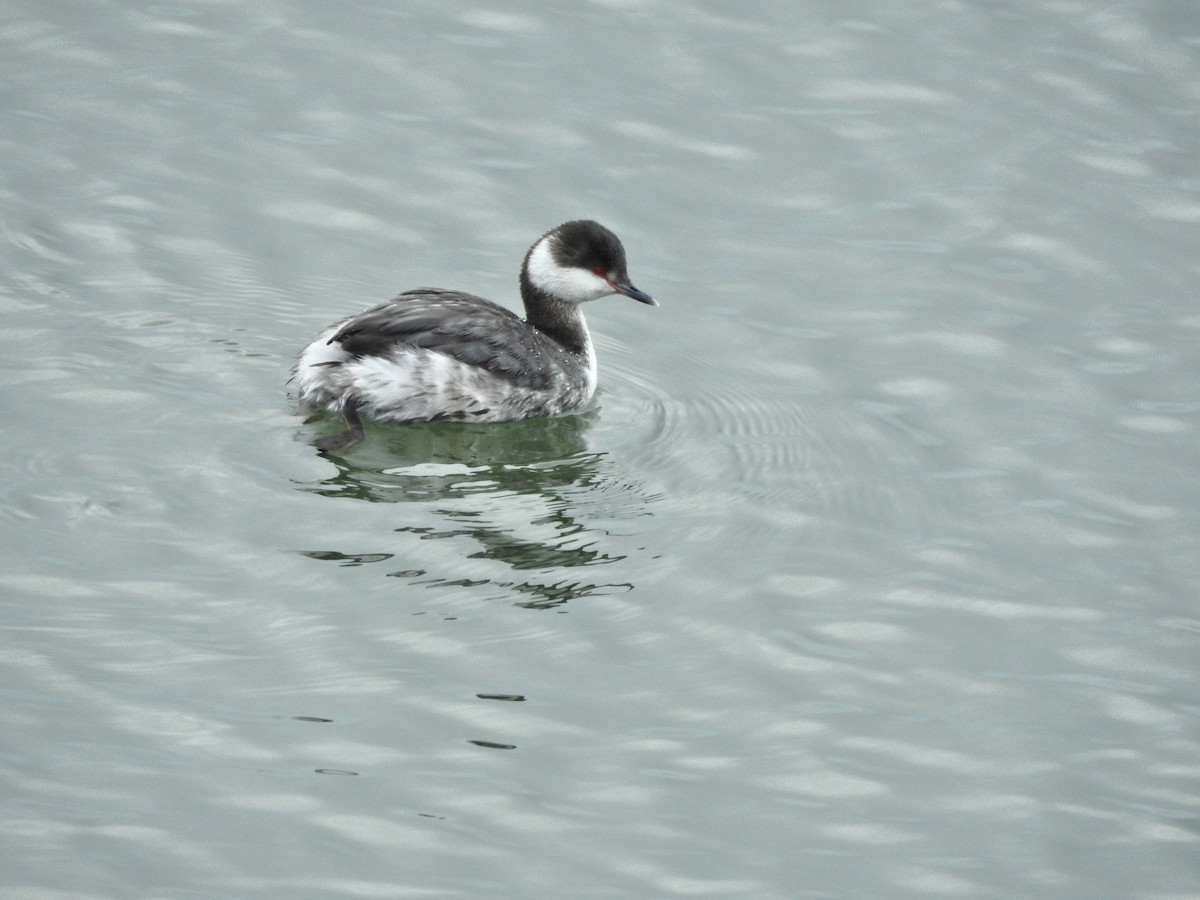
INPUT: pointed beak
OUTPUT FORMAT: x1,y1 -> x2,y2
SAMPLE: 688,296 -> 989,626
609,280 -> 657,306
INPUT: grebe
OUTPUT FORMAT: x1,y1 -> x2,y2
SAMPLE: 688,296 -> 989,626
293,220 -> 655,452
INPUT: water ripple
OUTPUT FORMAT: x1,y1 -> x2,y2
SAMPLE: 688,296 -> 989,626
601,358 -> 940,539
292,411 -> 661,609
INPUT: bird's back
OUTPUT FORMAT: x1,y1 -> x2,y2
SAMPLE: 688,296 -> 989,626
294,288 -> 591,425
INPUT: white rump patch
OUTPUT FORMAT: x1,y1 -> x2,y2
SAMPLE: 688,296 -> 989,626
294,323 -> 352,406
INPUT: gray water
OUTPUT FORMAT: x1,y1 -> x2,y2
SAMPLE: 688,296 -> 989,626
2,2 -> 1199,898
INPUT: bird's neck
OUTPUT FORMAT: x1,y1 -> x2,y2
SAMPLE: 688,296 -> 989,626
519,268 -> 591,355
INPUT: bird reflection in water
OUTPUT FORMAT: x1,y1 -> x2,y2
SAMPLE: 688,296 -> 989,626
294,413 -> 656,609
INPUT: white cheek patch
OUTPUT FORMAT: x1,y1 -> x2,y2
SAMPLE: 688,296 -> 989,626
526,239 -> 611,303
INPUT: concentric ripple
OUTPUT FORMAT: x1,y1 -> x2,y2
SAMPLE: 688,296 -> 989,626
593,349 -> 956,544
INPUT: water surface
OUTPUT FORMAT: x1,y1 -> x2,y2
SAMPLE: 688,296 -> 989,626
2,2 -> 1198,897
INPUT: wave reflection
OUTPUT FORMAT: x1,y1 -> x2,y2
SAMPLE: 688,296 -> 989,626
293,413 -> 657,609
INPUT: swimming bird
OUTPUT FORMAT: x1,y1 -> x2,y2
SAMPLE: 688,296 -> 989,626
293,220 -> 655,452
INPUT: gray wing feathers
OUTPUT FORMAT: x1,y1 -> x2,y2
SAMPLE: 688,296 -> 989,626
328,289 -> 557,391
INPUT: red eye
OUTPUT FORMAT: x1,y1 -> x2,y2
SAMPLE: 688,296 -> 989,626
592,266 -> 606,277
